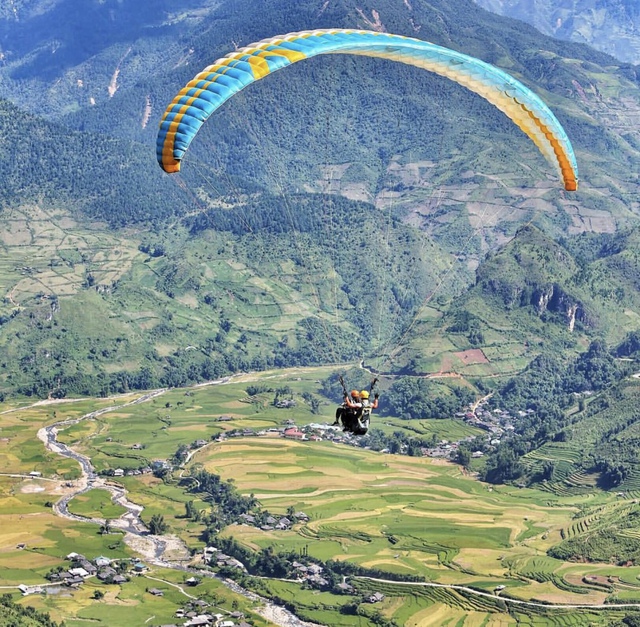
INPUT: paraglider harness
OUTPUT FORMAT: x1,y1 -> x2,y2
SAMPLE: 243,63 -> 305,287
337,375 -> 378,436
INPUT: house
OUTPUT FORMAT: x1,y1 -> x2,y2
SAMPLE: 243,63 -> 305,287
218,621 -> 236,627
185,577 -> 200,586
148,587 -> 164,596
94,556 -> 111,568
112,574 -> 127,584
66,576 -> 84,587
69,567 -> 90,578
133,562 -> 146,572
368,592 -> 385,603
218,415 -> 233,422
113,468 -> 125,477
184,616 -> 212,627
283,427 -> 304,440
97,567 -> 117,581
79,560 -> 97,575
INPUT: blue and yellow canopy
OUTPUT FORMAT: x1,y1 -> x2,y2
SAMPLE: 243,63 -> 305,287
157,29 -> 578,191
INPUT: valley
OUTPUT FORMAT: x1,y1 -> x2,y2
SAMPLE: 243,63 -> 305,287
3,368 -> 640,626
0,1 -> 639,625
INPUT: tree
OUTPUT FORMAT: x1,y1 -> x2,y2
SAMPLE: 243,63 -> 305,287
148,514 -> 168,535
185,501 -> 197,520
455,446 -> 471,469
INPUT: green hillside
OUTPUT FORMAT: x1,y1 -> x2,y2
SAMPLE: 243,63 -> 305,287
0,193 -> 467,398
0,99 -> 190,225
387,225 -> 640,376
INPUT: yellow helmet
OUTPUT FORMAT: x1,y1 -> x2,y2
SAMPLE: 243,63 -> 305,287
360,390 -> 370,399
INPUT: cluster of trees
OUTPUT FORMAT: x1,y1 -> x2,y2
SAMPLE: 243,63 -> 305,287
446,311 -> 485,346
359,428 -> 439,456
0,594 -> 61,627
382,377 -> 475,420
549,527 -> 640,565
185,467 -> 259,533
481,340 -> 635,485
0,100 -> 189,227
214,536 -> 424,586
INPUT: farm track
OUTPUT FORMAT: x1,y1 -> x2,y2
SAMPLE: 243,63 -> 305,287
26,380 -> 640,620
358,577 -> 640,611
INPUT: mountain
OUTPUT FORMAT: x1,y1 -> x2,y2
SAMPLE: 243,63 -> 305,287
0,0 -> 639,397
2,0 -> 639,232
472,0 -> 640,64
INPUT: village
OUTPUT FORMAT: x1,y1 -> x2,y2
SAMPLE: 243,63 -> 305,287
96,399 -> 525,481
15,550 -> 254,627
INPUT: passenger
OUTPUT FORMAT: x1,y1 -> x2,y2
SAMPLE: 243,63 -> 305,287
353,389 -> 379,435
334,389 -> 361,431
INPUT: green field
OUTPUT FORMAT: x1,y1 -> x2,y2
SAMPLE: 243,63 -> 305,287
67,489 -> 127,520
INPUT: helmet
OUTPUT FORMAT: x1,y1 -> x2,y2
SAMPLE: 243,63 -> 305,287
360,390 -> 370,399
350,389 -> 360,398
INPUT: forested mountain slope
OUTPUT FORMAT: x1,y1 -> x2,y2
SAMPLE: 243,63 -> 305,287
1,0 -> 638,240
0,99 -> 190,224
385,225 -> 640,376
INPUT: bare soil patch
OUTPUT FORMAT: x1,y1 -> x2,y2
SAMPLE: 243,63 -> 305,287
454,349 -> 489,365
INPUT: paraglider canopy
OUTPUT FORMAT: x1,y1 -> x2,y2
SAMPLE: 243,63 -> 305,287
157,29 -> 578,191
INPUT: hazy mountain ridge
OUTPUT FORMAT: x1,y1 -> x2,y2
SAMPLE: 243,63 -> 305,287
473,0 -> 640,64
